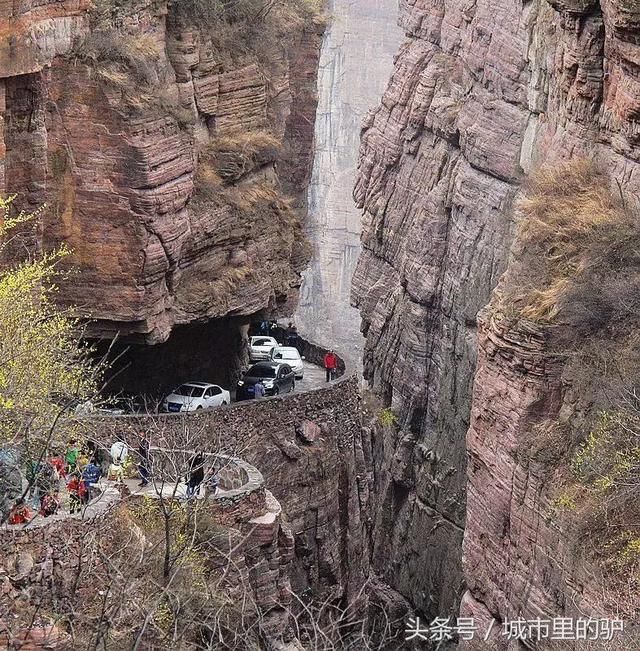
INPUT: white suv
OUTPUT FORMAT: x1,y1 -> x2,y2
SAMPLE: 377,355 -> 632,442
269,346 -> 304,379
249,336 -> 278,361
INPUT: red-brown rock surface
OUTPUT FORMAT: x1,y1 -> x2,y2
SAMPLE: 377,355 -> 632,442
0,0 -> 324,343
352,0 -> 640,629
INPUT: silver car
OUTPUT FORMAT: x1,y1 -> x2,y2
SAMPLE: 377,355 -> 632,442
269,346 -> 304,379
249,336 -> 278,361
161,382 -> 231,413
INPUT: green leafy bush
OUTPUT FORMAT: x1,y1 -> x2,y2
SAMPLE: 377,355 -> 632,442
378,407 -> 398,427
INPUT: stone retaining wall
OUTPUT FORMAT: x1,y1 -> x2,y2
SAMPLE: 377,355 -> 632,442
208,454 -> 267,525
85,341 -> 365,601
297,338 -> 347,377
0,341 -> 368,648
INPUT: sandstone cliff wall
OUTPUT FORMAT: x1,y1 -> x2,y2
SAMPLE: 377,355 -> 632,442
352,0 -> 640,629
0,0 -> 324,344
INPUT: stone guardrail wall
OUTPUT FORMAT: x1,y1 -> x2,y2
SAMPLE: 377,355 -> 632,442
3,337 -> 350,534
297,338 -> 347,377
207,454 -> 266,525
1,340 -> 362,648
119,448 -> 267,525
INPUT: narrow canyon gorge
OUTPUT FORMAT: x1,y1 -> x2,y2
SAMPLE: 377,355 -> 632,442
1,0 -> 639,649
294,0 -> 401,367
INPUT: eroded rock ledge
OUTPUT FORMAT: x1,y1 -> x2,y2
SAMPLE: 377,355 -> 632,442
0,0 -> 324,343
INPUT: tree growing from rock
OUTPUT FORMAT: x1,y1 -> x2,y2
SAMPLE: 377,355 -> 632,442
0,196 -> 98,519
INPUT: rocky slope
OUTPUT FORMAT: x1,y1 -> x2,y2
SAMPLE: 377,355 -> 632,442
0,0 -> 324,344
352,0 -> 640,631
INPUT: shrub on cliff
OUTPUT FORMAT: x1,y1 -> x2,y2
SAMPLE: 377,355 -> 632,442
204,129 -> 281,182
503,159 -> 640,604
169,0 -> 325,67
74,30 -> 159,86
505,158 -> 640,331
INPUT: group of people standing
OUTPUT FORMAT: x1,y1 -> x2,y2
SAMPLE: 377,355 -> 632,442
5,432 -> 220,526
7,438 -> 106,524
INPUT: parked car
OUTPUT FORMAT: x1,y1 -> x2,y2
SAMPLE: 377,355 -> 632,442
236,362 -> 295,400
161,382 -> 230,413
249,336 -> 278,361
269,346 -> 304,379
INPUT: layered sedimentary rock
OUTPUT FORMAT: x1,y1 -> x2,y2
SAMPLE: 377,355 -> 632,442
93,372 -> 369,606
0,481 -> 300,649
353,0 -> 640,629
0,0 -> 324,343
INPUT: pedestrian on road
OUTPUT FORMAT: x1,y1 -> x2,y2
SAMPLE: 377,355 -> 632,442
35,461 -> 59,500
137,430 -> 151,488
67,472 -> 87,513
49,453 -> 66,480
186,452 -> 205,499
285,322 -> 299,350
270,320 -> 280,342
323,350 -> 338,382
92,446 -> 110,478
254,380 -> 266,399
39,491 -> 60,517
65,439 -> 80,474
82,460 -> 102,501
109,439 -> 129,484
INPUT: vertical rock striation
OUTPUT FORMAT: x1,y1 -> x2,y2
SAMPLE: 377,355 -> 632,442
353,0 -> 640,626
294,0 -> 402,368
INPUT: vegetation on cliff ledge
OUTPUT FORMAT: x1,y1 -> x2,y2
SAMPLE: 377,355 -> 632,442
505,158 -> 639,326
503,158 -> 640,608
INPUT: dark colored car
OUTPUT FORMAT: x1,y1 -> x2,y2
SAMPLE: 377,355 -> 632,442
236,362 -> 295,400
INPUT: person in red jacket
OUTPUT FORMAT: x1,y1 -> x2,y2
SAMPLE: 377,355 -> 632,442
323,350 -> 338,382
67,473 -> 87,514
8,498 -> 33,525
40,492 -> 60,517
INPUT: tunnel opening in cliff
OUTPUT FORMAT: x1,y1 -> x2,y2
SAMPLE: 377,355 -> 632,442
91,316 -> 249,400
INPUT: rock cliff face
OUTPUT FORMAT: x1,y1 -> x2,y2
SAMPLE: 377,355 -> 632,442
293,0 -> 401,368
0,0 -> 324,344
353,0 -> 640,629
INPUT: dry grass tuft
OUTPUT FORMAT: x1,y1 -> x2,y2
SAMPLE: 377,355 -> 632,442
506,158 -> 636,323
72,30 -> 195,127
169,0 -> 326,68
75,30 -> 160,87
204,129 -> 281,182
